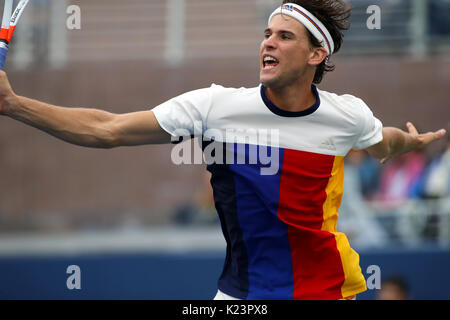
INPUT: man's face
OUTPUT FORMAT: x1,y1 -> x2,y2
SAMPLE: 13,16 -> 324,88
259,14 -> 316,89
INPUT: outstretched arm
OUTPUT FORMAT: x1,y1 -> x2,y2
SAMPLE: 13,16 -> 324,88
0,71 -> 171,148
366,122 -> 447,164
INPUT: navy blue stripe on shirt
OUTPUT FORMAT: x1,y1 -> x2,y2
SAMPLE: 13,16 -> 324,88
229,144 -> 294,299
205,141 -> 250,299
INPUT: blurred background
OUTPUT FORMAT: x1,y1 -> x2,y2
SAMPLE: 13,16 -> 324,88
0,0 -> 449,300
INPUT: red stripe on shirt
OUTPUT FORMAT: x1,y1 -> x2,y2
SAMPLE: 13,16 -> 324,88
277,149 -> 346,299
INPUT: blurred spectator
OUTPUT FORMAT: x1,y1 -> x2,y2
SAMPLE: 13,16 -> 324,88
338,151 -> 389,248
421,135 -> 450,199
172,171 -> 218,226
373,149 -> 427,206
429,0 -> 450,36
417,134 -> 450,240
377,276 -> 410,300
358,152 -> 381,200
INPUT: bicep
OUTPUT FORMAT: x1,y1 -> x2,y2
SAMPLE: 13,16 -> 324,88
110,110 -> 172,147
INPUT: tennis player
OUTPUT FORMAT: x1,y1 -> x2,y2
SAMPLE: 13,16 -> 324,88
0,0 -> 446,300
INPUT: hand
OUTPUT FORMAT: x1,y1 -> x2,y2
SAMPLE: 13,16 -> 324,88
0,70 -> 15,116
380,122 -> 447,164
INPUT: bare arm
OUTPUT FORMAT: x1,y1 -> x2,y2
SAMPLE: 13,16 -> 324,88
366,122 -> 447,164
0,71 -> 171,148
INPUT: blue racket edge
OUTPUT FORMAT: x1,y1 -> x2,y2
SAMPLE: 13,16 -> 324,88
0,43 -> 9,70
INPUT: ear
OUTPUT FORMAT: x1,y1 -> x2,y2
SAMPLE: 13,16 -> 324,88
308,47 -> 328,66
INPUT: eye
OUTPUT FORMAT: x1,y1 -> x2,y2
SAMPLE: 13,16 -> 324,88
264,33 -> 271,39
281,34 -> 291,40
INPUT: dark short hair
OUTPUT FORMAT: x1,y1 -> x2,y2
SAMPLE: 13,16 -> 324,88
281,0 -> 351,84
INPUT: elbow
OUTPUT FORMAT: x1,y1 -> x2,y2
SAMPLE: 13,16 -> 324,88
106,135 -> 120,149
86,122 -> 119,149
101,116 -> 122,149
101,129 -> 120,149
95,140 -> 117,149
80,134 -> 117,149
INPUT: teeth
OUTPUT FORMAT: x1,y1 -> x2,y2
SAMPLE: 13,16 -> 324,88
264,56 -> 278,63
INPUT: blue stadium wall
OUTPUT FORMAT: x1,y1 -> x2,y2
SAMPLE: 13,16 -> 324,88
0,245 -> 449,300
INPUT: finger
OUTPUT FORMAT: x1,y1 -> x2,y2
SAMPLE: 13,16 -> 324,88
406,122 -> 419,135
429,129 -> 446,143
435,128 -> 447,139
422,129 -> 447,144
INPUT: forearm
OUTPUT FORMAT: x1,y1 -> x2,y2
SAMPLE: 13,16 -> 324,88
367,123 -> 446,163
5,95 -> 117,148
381,127 -> 418,157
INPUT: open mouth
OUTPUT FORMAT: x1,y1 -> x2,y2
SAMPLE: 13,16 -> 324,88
263,55 -> 279,70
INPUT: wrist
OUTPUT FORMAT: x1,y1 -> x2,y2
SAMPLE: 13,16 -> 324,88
3,93 -> 20,117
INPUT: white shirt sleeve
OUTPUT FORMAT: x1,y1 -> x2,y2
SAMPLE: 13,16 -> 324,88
151,85 -> 213,139
350,96 -> 384,150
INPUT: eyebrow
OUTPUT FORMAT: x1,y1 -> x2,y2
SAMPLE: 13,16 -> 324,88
264,28 -> 296,37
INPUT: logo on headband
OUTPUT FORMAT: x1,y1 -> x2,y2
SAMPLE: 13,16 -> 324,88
282,4 -> 294,12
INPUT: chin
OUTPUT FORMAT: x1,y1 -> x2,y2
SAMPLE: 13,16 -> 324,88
260,74 -> 278,88
260,77 -> 283,89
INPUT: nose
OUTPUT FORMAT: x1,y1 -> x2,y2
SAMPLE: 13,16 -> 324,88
263,34 -> 277,50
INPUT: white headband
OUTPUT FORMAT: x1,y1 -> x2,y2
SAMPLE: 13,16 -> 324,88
268,3 -> 335,56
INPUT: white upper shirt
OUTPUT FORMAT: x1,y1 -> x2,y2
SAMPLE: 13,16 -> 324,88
152,84 -> 383,156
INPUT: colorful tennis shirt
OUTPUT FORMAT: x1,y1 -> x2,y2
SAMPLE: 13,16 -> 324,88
152,84 -> 383,300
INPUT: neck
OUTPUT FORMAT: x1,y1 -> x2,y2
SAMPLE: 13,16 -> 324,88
265,80 -> 316,112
